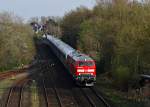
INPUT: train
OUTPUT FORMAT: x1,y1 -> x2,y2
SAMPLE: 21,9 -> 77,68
44,34 -> 96,86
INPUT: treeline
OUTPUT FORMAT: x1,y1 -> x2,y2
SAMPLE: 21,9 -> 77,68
0,12 -> 35,71
61,0 -> 150,89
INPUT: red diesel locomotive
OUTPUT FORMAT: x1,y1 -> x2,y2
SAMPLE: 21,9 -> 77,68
45,35 -> 96,86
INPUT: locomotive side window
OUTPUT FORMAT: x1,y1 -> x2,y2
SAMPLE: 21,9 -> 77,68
78,61 -> 95,67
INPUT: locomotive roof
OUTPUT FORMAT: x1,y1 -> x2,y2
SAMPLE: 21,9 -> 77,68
71,51 -> 94,61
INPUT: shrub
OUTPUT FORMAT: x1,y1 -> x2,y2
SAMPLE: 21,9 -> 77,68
112,66 -> 130,90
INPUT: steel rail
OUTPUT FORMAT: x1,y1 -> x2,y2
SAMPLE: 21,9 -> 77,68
18,79 -> 30,107
90,87 -> 111,107
49,67 -> 63,107
42,79 -> 49,107
80,88 -> 96,107
5,78 -> 28,107
5,87 -> 13,107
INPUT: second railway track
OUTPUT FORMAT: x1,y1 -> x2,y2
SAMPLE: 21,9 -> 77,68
42,75 -> 63,107
4,78 -> 30,107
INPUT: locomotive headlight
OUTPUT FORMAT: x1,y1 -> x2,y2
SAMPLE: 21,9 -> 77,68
77,69 -> 84,72
88,69 -> 95,72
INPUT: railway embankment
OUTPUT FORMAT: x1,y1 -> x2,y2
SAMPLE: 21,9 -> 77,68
95,74 -> 150,107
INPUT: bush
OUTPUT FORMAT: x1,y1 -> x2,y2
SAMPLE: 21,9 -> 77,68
112,66 -> 130,90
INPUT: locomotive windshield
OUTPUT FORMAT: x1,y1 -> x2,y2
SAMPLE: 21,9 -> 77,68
78,61 -> 95,67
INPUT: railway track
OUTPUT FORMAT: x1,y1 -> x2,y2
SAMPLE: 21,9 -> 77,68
4,78 -> 29,107
48,78 -> 63,107
90,87 -> 111,107
42,79 -> 49,107
30,58 -> 63,107
35,59 -> 78,107
42,76 -> 63,107
80,87 -> 111,107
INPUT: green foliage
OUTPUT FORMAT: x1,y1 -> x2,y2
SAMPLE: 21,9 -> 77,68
0,12 -> 35,71
45,17 -> 62,37
61,0 -> 150,89
78,17 -> 116,71
112,66 -> 130,90
61,6 -> 92,48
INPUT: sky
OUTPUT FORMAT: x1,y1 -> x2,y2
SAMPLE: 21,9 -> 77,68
0,0 -> 96,20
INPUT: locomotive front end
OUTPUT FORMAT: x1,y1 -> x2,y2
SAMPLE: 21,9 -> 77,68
75,60 -> 96,86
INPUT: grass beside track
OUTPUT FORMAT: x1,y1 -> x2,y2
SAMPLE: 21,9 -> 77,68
31,80 -> 40,107
0,72 -> 29,101
95,75 -> 150,107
